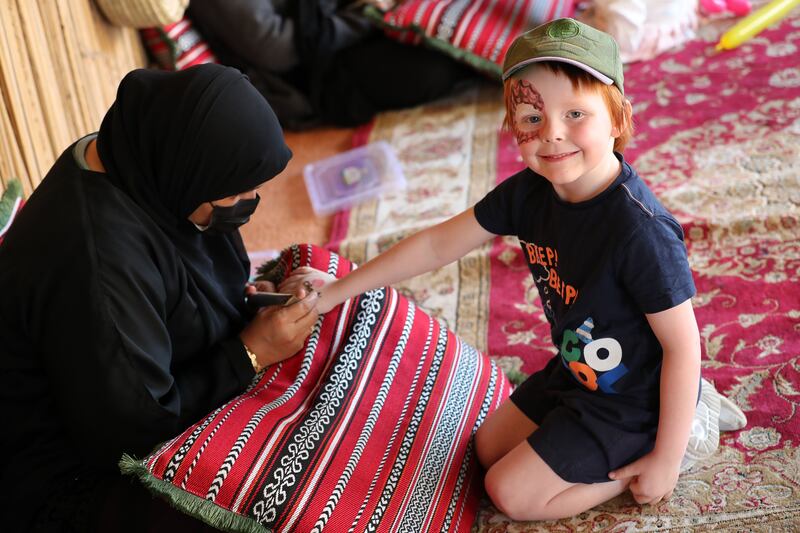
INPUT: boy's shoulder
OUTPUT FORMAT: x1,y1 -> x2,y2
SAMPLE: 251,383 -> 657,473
609,162 -> 686,244
611,161 -> 672,220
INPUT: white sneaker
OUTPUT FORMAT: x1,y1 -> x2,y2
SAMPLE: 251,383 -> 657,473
713,381 -> 747,431
681,378 -> 721,472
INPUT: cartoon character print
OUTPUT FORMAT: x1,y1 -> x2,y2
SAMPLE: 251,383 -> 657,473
559,317 -> 629,393
535,272 -> 555,320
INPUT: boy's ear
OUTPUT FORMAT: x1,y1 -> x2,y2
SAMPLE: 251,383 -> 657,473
612,98 -> 633,138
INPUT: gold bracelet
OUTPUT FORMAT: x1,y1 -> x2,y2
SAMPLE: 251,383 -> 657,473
244,343 -> 263,373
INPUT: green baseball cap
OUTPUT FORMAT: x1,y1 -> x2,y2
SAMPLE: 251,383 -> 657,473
502,18 -> 624,94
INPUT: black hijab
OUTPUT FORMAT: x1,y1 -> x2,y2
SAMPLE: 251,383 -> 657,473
97,64 -> 291,332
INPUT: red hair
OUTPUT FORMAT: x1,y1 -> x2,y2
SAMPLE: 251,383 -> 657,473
503,62 -> 633,152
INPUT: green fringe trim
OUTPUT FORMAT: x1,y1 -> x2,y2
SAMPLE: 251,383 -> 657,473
119,455 -> 271,533
156,26 -> 180,70
503,368 -> 530,386
254,254 -> 283,281
1,178 -> 23,221
363,6 -> 502,80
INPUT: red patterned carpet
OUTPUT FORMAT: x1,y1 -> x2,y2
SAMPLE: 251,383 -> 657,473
332,9 -> 800,531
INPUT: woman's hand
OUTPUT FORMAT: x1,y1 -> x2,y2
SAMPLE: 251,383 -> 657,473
280,267 -> 338,314
245,280 -> 276,295
239,285 -> 319,369
608,450 -> 681,505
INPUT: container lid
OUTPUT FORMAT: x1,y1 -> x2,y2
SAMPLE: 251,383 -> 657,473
303,141 -> 406,216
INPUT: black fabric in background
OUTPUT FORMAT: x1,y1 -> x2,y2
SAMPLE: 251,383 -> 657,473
188,0 -> 478,130
319,34 -> 477,127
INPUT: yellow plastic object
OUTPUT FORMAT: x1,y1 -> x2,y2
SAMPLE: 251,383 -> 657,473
715,0 -> 800,50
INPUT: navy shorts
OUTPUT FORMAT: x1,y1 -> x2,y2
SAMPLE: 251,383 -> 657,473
510,356 -> 659,484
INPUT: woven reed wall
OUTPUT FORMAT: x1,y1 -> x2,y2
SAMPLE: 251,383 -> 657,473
0,0 -> 146,198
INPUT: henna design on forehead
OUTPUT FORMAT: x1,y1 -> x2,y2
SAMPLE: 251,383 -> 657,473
508,79 -> 545,145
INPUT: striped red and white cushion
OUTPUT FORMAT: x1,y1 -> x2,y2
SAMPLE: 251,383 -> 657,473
140,17 -> 217,71
122,243 -> 510,532
370,0 -> 576,78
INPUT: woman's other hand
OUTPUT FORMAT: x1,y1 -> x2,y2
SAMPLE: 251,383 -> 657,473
239,285 -> 319,369
280,267 -> 338,314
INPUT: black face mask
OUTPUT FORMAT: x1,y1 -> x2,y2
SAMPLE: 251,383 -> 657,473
202,194 -> 260,235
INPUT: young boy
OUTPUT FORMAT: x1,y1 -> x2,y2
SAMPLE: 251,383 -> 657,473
282,19 -> 736,520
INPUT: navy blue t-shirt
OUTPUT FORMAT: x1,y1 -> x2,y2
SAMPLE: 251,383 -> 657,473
475,155 -> 695,411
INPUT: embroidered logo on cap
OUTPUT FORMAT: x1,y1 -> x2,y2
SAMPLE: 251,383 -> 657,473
548,19 -> 580,39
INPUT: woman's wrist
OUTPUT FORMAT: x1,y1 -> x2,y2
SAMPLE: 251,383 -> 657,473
240,330 -> 268,373
243,342 -> 263,373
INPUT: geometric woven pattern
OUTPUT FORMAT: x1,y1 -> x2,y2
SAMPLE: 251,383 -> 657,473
123,244 -> 510,532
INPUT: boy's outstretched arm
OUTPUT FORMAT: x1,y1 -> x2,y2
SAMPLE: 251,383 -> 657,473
288,208 -> 495,313
609,299 -> 701,504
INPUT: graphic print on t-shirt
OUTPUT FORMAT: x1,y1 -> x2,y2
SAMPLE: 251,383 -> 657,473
520,239 -> 629,394
520,239 -> 579,320
559,316 -> 629,394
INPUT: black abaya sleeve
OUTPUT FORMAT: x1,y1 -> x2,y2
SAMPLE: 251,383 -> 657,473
9,169 -> 256,468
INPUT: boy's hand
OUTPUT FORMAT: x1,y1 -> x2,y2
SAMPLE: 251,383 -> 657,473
608,451 -> 680,505
280,267 -> 338,314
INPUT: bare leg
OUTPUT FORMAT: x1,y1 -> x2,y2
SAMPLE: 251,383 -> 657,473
485,441 -> 630,521
475,399 -> 537,468
476,399 -> 629,520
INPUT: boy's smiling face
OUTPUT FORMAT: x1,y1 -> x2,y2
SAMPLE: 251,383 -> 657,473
510,65 -> 622,203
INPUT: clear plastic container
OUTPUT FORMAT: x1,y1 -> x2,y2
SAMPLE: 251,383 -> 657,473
303,141 -> 406,216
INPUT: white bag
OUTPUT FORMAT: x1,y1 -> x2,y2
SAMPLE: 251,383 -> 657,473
579,0 -> 698,63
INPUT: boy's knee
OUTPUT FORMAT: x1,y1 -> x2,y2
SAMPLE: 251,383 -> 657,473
484,467 -> 543,521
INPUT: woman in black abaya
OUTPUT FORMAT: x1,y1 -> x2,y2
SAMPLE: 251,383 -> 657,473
0,64 -> 317,531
